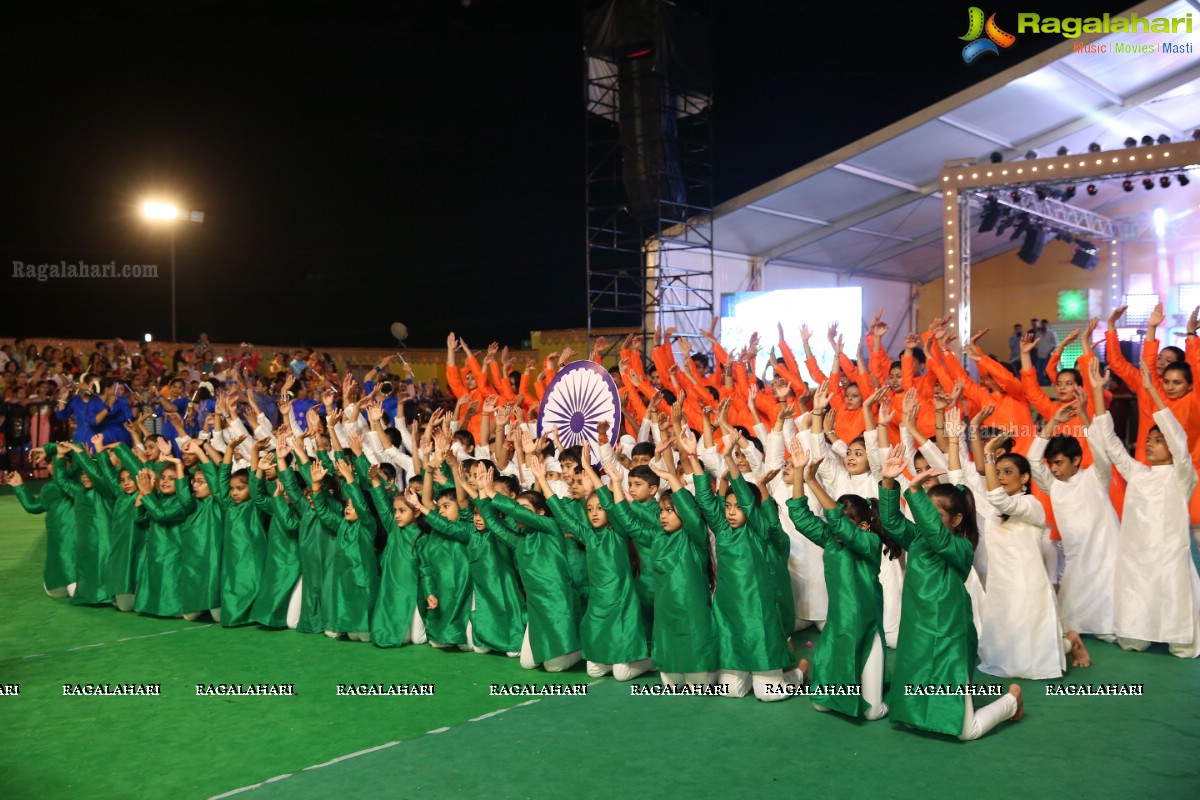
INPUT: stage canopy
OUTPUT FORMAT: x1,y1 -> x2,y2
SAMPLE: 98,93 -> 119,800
663,0 -> 1200,333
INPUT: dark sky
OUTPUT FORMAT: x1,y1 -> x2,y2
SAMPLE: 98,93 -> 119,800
1,0 -> 1135,350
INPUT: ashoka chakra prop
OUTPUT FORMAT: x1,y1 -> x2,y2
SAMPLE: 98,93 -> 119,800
536,360 -> 621,450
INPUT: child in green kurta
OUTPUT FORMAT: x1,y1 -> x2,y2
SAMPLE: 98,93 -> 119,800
681,433 -> 792,701
133,463 -> 193,617
550,446 -> 652,680
308,458 -> 379,641
480,483 -> 583,672
879,436 -> 1024,738
367,471 -> 437,647
418,461 -> 472,649
210,436 -> 268,627
786,446 -> 889,720
277,447 -> 336,635
249,445 -> 302,629
599,459 -> 720,687
417,463 -> 525,655
178,441 -> 225,621
89,438 -> 146,612
7,443 -> 76,597
53,443 -> 114,606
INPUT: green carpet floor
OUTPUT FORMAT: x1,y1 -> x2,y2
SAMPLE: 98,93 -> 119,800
1,484 -> 1198,800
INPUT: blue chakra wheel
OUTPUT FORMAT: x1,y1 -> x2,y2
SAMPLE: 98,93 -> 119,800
537,360 -> 622,451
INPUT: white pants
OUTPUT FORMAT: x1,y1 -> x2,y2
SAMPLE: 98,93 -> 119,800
1041,530 -> 1061,586
719,669 -> 790,702
404,607 -> 427,645
812,632 -> 888,720
286,579 -> 303,629
661,671 -> 718,688
1119,636 -> 1200,659
958,692 -> 1017,740
44,583 -> 70,599
114,593 -> 134,612
588,659 -> 653,681
518,625 -> 581,672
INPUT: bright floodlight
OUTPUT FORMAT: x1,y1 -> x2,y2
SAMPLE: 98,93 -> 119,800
142,201 -> 178,220
1154,207 -> 1167,237
144,333 -> 152,343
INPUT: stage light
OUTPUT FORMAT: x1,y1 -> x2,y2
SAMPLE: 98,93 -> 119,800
144,333 -> 152,343
1010,190 -> 1020,201
989,151 -> 1003,163
1071,242 -> 1098,271
1160,176 -> 1171,188
1064,185 -> 1076,200
978,196 -> 1001,233
1035,187 -> 1047,201
1179,174 -> 1191,187
1141,135 -> 1155,146
1157,134 -> 1171,145
1122,180 -> 1134,192
1086,184 -> 1098,196
1056,146 -> 1069,156
1143,178 -> 1155,191
1088,142 -> 1102,152
1124,137 -> 1138,148
1154,207 -> 1167,237
1025,150 -> 1038,160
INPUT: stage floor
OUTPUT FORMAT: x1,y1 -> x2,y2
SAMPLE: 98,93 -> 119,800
1,485 -> 1197,800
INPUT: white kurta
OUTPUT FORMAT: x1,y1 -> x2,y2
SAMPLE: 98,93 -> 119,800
978,487 -> 1065,679
1027,434 -> 1118,636
1093,410 -> 1200,655
763,430 -> 827,623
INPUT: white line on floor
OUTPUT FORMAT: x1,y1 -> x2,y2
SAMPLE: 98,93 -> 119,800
4,624 -> 214,663
208,678 -> 608,798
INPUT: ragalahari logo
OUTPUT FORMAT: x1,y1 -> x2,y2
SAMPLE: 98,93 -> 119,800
960,7 -> 1016,63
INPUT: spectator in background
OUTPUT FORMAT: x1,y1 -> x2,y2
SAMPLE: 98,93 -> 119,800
1034,318 -> 1058,385
1008,323 -> 1024,374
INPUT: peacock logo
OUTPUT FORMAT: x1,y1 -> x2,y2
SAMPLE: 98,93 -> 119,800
960,7 -> 1017,63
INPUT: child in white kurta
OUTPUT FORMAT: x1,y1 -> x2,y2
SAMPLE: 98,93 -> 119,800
980,446 -> 1071,680
1088,361 -> 1200,658
1027,399 -> 1118,640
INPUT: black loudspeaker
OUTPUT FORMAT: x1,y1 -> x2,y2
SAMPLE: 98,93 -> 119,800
1071,241 -> 1099,271
1018,226 -> 1047,265
616,55 -> 684,221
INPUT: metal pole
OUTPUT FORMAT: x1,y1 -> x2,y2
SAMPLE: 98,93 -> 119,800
170,222 -> 177,343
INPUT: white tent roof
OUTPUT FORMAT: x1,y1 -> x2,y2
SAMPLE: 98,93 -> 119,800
683,0 -> 1200,283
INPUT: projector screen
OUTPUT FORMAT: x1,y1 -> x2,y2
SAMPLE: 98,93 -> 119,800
720,287 -> 863,377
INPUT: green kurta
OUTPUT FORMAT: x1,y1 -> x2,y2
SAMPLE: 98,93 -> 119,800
211,463 -> 267,627
54,455 -> 113,605
419,509 -> 472,646
14,479 -> 77,591
368,484 -> 433,647
179,466 -> 224,614
425,499 -> 526,653
787,499 -> 883,717
549,491 -> 648,665
249,477 -> 301,628
484,496 -> 581,663
278,466 -> 334,633
83,448 -> 144,598
135,479 -> 194,617
602,489 -> 718,673
881,484 -> 978,736
753,497 -> 797,647
311,482 -> 379,634
695,474 -> 790,671
627,497 -> 660,633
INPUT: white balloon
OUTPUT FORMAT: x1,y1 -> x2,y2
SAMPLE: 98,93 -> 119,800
390,322 -> 408,342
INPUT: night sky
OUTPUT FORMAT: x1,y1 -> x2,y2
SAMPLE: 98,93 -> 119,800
2,0 -> 1135,349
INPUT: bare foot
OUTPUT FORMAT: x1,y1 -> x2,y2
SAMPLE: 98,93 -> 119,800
1067,631 -> 1091,668
799,658 -> 810,681
1009,684 -> 1024,722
